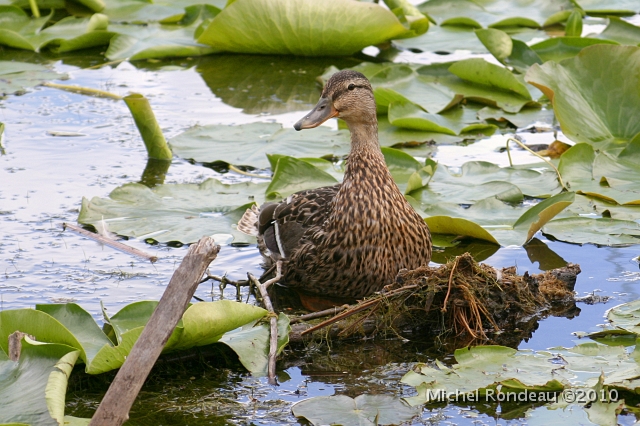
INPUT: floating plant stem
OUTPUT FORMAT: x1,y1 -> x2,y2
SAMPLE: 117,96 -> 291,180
41,82 -> 123,100
123,94 -> 173,161
506,137 -> 566,190
28,0 -> 40,18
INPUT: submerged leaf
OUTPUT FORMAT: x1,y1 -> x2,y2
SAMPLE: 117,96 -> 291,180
0,60 -> 67,96
197,0 -> 411,56
292,394 -> 419,426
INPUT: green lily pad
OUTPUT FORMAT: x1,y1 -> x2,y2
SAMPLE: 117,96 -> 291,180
596,16 -> 640,45
420,192 -> 575,246
388,102 -> 497,136
78,179 -> 268,244
266,156 -> 338,199
530,36 -> 618,63
606,300 -> 640,334
394,24 -> 488,53
402,342 -> 640,408
0,7 -> 114,53
449,58 -> 532,99
197,0 -> 412,56
558,143 -> 640,205
542,217 -> 640,246
105,5 -> 219,60
219,313 -> 290,376
0,338 -> 81,426
526,45 -> 640,148
563,193 -> 640,222
0,60 -> 67,96
292,394 -> 419,426
572,0 -> 640,15
0,5 -> 50,50
99,0 -> 224,23
417,0 -> 573,27
476,28 -> 543,72
477,106 -> 554,129
416,62 -> 540,113
169,122 -> 351,169
412,160 -> 561,204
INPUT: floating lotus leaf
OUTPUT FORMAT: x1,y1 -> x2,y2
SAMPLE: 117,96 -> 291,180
105,5 -> 219,60
417,0 -> 573,27
563,193 -> 640,222
78,179 -> 268,244
526,45 -> 640,148
542,217 -> 640,246
99,0 -> 225,23
0,338 -> 82,426
170,122 -> 351,169
266,156 -> 338,199
0,7 -> 115,52
530,36 -> 618,63
476,28 -> 543,72
0,60 -> 67,96
419,192 -> 574,246
292,394 -> 419,426
477,106 -> 554,129
572,0 -> 640,14
606,300 -> 640,334
411,160 -> 561,205
394,24 -> 488,53
449,58 -> 532,99
417,62 -> 540,113
596,17 -> 640,45
388,102 -> 497,136
558,143 -> 640,205
197,0 -> 414,56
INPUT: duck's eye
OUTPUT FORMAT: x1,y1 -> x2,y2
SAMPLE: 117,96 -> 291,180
348,84 -> 355,91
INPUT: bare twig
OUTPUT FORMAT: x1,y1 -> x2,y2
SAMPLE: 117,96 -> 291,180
300,284 -> 419,336
247,261 -> 283,385
441,256 -> 460,313
62,222 -> 158,263
290,305 -> 350,324
228,164 -> 271,179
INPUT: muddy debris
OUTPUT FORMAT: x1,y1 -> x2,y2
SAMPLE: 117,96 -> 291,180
288,253 -> 581,348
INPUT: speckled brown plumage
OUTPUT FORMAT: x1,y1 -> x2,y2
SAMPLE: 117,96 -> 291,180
238,70 -> 432,300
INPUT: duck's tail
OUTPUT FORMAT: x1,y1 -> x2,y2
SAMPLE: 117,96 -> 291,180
237,204 -> 260,236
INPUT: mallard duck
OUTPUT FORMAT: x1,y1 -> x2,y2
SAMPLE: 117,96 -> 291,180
238,70 -> 432,302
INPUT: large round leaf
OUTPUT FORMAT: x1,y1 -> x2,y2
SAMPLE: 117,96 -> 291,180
292,394 -> 419,426
197,0 -> 410,56
78,179 -> 268,244
526,45 -> 640,148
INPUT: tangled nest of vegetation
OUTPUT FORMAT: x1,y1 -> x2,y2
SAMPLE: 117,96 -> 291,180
291,253 -> 580,347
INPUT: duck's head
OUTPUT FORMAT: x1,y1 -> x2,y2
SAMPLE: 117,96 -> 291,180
294,70 -> 375,131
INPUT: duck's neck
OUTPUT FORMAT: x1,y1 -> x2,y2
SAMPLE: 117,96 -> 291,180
343,121 -> 388,180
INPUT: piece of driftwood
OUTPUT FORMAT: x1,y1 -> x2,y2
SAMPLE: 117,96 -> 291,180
88,237 -> 220,426
248,261 -> 283,385
62,222 -> 158,263
288,253 -> 581,347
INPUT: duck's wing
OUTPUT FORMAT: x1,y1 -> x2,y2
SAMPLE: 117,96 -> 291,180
258,184 -> 339,259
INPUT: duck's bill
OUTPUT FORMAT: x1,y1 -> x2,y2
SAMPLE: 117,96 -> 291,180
293,97 -> 338,131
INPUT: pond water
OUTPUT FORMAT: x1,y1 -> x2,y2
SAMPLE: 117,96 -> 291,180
1,47 -> 640,425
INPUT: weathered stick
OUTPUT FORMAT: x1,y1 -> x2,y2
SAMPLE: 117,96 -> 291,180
248,261 -> 282,385
88,237 -> 220,426
62,222 -> 158,263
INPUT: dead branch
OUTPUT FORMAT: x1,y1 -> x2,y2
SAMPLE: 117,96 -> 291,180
88,237 -> 220,426
248,261 -> 283,385
62,222 -> 158,263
